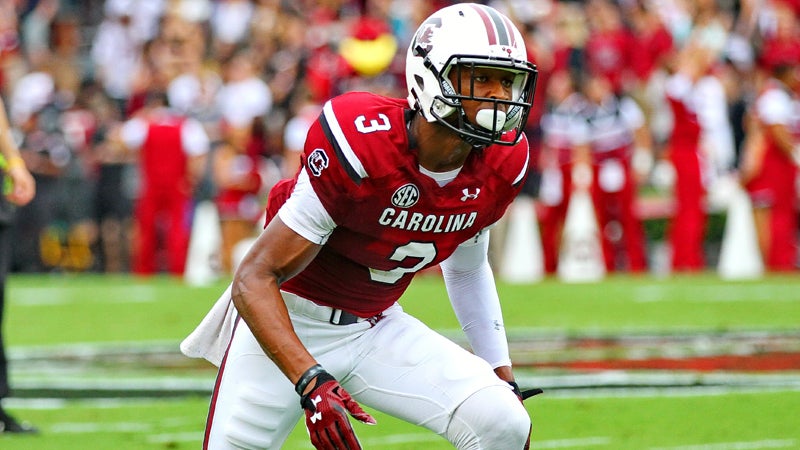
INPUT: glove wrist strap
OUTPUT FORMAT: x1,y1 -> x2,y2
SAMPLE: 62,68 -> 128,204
295,364 -> 326,397
508,381 -> 544,400
508,381 -> 521,398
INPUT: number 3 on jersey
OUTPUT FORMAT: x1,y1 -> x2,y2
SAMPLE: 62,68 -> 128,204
369,242 -> 436,284
355,114 -> 391,134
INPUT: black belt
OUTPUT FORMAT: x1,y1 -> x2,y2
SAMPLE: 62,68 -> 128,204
283,291 -> 383,326
329,308 -> 362,325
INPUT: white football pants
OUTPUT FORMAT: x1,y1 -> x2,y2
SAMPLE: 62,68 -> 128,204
204,293 -> 530,449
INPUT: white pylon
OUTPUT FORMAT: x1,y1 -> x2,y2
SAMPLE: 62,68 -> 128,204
499,196 -> 544,283
717,185 -> 764,280
557,188 -> 606,283
184,200 -> 222,286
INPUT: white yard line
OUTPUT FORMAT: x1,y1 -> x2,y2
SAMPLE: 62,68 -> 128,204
362,434 -> 612,448
649,439 -> 797,450
362,433 -> 443,446
540,385 -> 800,399
633,284 -> 800,303
49,421 -> 152,433
536,436 -> 612,448
5,371 -> 800,400
147,431 -> 205,443
514,372 -> 800,398
11,285 -> 158,306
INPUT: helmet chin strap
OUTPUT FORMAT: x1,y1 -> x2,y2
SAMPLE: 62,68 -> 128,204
475,109 -> 506,132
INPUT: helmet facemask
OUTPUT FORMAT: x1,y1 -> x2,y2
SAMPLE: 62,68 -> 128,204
433,57 -> 537,147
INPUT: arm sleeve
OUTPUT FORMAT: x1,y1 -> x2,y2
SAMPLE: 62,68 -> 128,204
440,230 -> 512,369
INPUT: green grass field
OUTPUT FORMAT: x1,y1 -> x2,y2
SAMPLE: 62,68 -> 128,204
3,391 -> 799,449
7,273 -> 800,346
2,272 -> 799,449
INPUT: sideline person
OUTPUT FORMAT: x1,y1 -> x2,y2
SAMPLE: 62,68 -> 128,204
740,60 -> 800,271
0,95 -> 36,434
120,91 -> 210,275
183,4 -> 542,449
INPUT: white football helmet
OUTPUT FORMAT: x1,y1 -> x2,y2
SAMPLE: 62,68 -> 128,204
406,3 -> 538,147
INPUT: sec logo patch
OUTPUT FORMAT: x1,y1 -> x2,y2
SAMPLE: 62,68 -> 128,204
391,183 -> 420,208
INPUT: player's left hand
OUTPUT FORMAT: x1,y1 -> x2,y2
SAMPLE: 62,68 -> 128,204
509,381 -> 543,450
300,369 -> 376,450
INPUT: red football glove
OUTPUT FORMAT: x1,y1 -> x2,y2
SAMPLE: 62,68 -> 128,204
297,366 -> 376,450
509,381 -> 543,450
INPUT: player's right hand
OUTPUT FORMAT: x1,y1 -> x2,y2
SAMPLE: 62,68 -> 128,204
509,381 -> 544,402
300,369 -> 376,450
509,381 -> 543,450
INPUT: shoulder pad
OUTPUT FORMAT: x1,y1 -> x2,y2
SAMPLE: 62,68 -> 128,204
316,92 -> 410,184
484,133 -> 530,188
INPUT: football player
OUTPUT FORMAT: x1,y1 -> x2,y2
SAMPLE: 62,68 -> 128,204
184,4 -> 540,449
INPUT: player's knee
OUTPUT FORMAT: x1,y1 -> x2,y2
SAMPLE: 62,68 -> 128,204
446,384 -> 531,450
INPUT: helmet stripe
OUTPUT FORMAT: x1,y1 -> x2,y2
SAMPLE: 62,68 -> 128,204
470,4 -> 498,45
470,4 -> 513,47
499,14 -> 518,47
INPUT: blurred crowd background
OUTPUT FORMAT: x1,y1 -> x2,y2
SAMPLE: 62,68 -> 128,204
0,0 -> 798,276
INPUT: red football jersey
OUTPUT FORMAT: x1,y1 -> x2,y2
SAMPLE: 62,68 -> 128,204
268,92 -> 529,316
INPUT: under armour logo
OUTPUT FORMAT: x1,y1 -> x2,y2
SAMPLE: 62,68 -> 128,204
461,188 -> 481,201
310,395 -> 323,423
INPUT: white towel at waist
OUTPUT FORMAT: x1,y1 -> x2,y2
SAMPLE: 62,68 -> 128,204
180,283 -> 238,367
